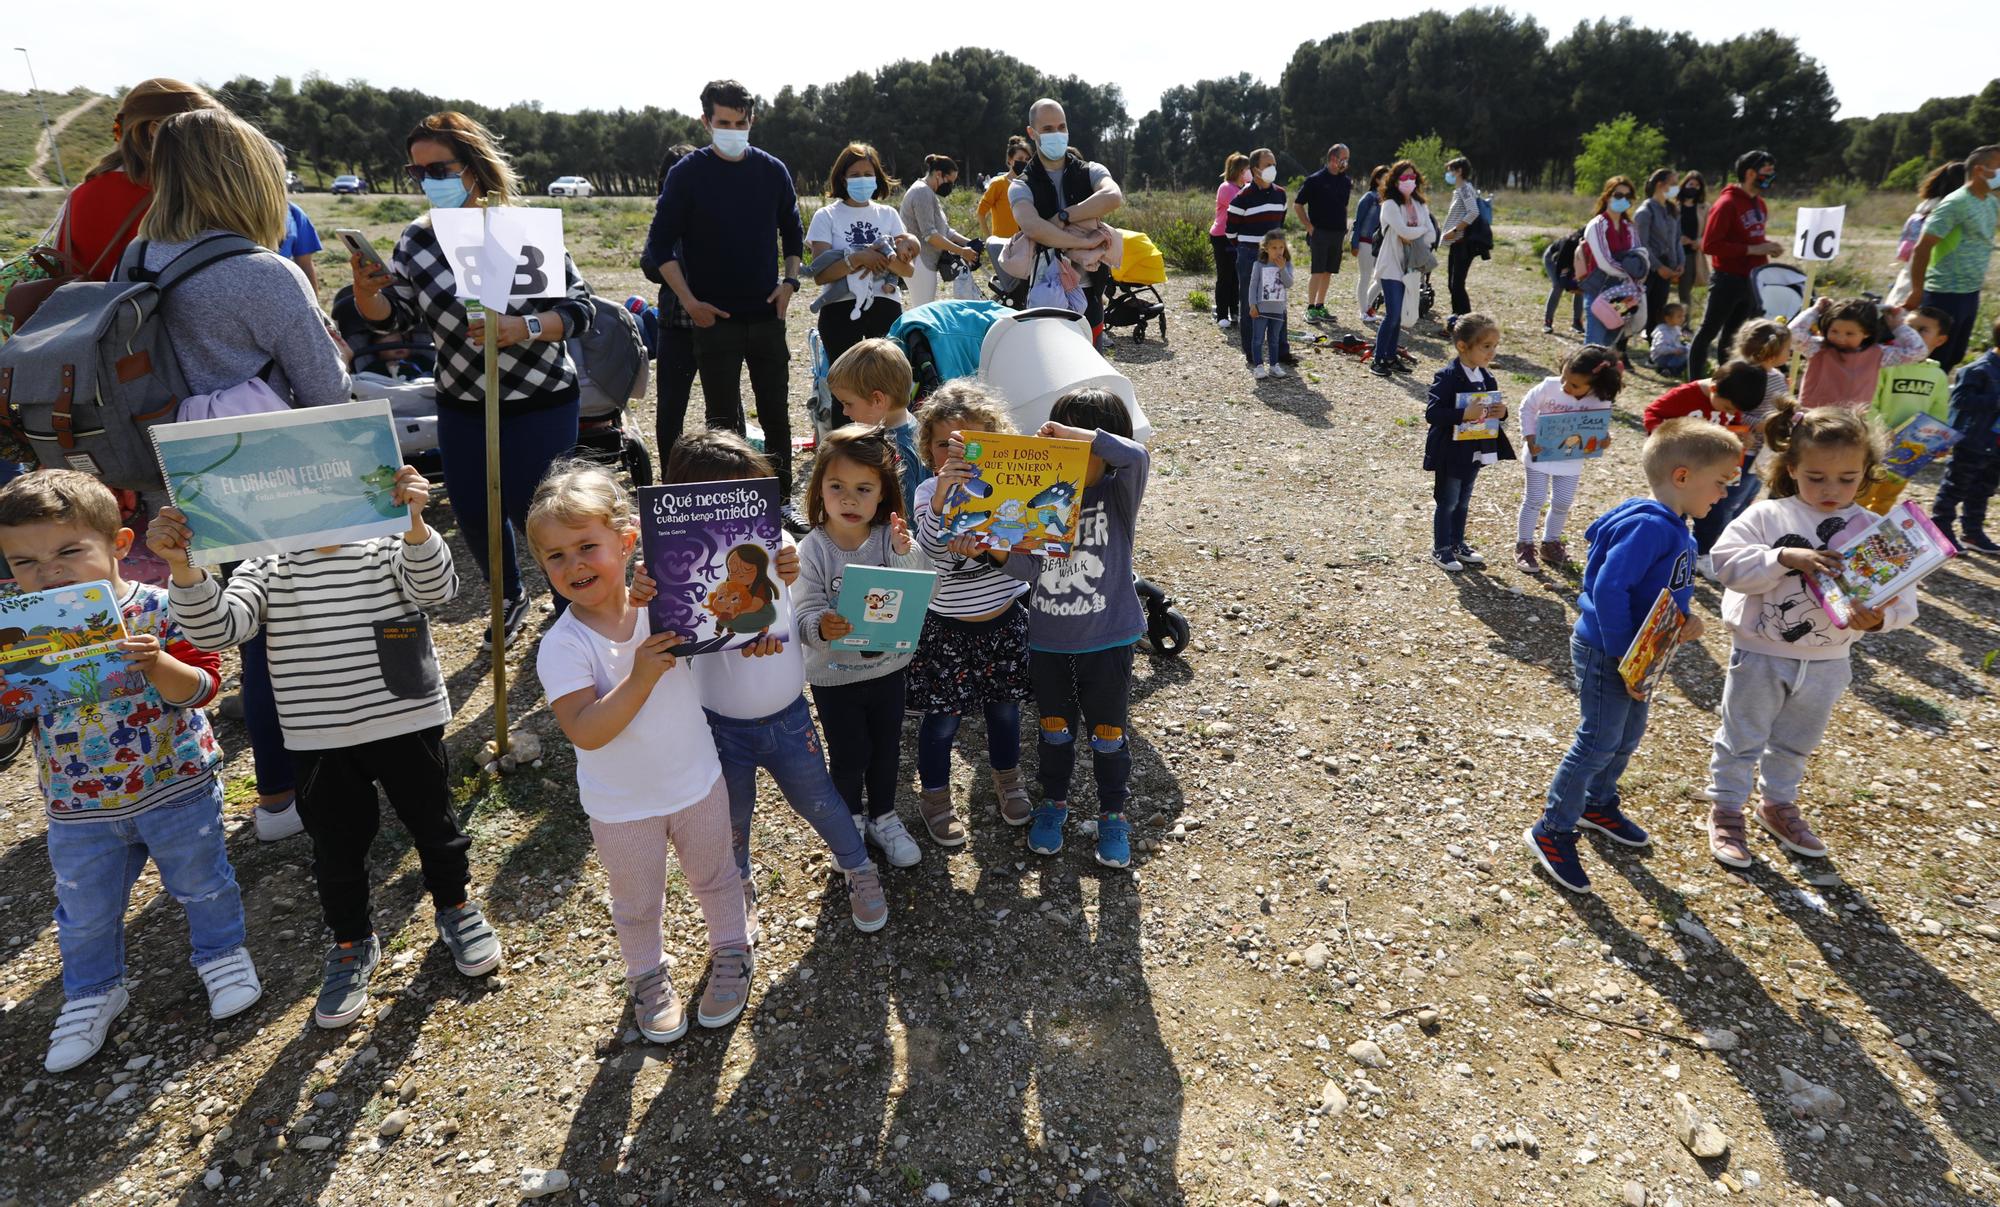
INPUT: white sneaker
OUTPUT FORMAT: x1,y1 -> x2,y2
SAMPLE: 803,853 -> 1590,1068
1216,317 -> 1232,330
198,946 -> 263,1019
1251,364 -> 1271,379
45,986 -> 129,1073
1270,363 -> 1289,378
863,814 -> 922,868
253,797 -> 303,842
1696,554 -> 1717,581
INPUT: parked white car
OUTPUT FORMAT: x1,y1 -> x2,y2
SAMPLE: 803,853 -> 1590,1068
547,176 -> 594,198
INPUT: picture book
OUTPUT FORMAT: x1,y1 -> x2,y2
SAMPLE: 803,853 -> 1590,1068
150,398 -> 409,565
1802,500 -> 1956,629
638,478 -> 792,656
0,581 -> 143,722
1453,390 -> 1503,441
1878,413 -> 1960,482
833,565 -> 938,654
1618,587 -> 1685,700
1526,408 -> 1611,462
940,433 -> 1090,556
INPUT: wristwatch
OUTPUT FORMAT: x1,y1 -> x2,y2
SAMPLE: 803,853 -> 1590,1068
522,314 -> 544,342
781,276 -> 800,290
1055,208 -> 1070,225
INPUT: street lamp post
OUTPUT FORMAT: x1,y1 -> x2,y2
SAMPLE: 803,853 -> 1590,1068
14,47 -> 69,190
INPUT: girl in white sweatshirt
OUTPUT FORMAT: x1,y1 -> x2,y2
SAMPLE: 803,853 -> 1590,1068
1515,345 -> 1623,572
1703,405 -> 1917,870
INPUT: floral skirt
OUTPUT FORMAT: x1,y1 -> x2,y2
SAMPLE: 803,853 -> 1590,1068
904,601 -> 1032,714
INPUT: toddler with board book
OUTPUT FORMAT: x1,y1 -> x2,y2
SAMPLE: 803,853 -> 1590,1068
1788,297 -> 1927,411
0,470 -> 257,1073
1424,314 -> 1514,572
529,462 -> 751,1041
1702,406 -> 1934,867
1526,419 -> 1743,894
1858,306 -> 1956,515
1514,344 -> 1623,573
793,425 -> 933,866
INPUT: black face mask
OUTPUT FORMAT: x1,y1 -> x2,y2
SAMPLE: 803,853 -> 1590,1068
1011,161 -> 1028,176
936,180 -> 956,197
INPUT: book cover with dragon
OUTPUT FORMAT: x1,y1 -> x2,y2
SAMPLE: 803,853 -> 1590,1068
940,433 -> 1089,556
638,478 -> 792,656
150,398 -> 409,565
0,581 -> 142,722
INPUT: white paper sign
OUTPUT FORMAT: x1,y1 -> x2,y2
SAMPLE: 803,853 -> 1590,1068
1792,205 -> 1846,262
429,207 -> 567,312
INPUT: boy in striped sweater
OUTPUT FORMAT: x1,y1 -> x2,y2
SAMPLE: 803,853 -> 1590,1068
151,465 -> 501,1029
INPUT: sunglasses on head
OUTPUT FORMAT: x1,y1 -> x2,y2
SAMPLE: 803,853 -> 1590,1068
404,160 -> 464,183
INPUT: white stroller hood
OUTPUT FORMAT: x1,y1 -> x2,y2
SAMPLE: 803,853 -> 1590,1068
977,308 -> 1154,442
1753,263 -> 1810,323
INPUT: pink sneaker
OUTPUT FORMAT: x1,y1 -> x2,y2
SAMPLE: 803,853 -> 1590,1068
1755,797 -> 1828,858
1708,806 -> 1752,869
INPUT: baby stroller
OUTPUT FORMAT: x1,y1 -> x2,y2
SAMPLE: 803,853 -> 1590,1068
1103,229 -> 1168,344
332,284 -> 443,468
1753,263 -> 1810,323
978,308 -> 1188,656
889,300 -> 1011,405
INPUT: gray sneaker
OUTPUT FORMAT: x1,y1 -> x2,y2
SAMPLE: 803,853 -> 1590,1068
628,964 -> 687,1044
697,946 -> 754,1028
845,863 -> 889,933
435,902 -> 501,977
314,936 -> 381,1029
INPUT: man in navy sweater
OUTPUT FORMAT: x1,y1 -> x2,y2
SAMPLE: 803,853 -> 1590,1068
644,80 -> 806,514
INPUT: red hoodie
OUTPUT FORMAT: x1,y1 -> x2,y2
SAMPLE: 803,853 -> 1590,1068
1701,183 -> 1769,277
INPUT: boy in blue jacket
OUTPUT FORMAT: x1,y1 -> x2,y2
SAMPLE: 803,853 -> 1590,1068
1931,318 -> 2000,553
1526,418 -> 1744,893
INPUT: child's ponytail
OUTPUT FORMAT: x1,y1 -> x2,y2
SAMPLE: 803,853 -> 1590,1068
1761,402 -> 1880,499
1562,343 -> 1624,401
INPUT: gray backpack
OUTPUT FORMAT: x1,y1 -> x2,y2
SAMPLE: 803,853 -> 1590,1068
567,294 -> 649,419
0,235 -> 260,491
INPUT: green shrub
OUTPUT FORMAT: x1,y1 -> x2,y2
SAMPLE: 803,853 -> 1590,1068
1882,156 -> 1928,192
1572,116 -> 1668,195
1155,219 -> 1214,274
369,197 -> 422,225
1810,177 -> 1868,211
1187,289 -> 1211,312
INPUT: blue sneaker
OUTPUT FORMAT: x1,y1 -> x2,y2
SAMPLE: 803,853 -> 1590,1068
1028,803 -> 1069,855
1095,815 -> 1131,868
1523,824 -> 1592,894
1579,803 -> 1651,847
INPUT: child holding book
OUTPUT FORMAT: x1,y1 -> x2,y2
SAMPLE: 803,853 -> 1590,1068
530,462 -> 751,1040
1648,301 -> 1690,374
1788,297 -> 1928,410
1424,313 -> 1514,573
1642,360 -> 1767,578
156,466 -> 500,1030
794,426 -> 929,866
1526,419 -> 1743,893
1,471 -> 258,1072
1932,317 -> 2000,553
1515,344 -> 1623,573
1704,405 -> 1917,867
981,389 -> 1151,867
907,383 -> 1035,833
826,338 -> 931,517
1247,231 -> 1294,379
1858,306 -> 1954,514
641,432 -> 890,935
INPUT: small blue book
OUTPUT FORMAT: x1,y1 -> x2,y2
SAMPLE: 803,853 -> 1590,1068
1879,413 -> 1960,481
833,565 -> 937,654
1527,408 -> 1612,462
0,580 -> 144,722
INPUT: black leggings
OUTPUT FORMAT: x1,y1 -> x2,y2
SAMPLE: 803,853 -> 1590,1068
1210,234 -> 1239,323
1644,272 -> 1674,338
1031,645 -> 1134,815
811,670 -> 907,820
1446,240 -> 1474,316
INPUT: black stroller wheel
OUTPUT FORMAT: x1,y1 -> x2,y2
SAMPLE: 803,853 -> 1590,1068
1146,606 -> 1191,658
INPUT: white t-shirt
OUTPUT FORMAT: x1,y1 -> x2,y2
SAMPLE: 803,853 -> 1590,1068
535,606 -> 721,823
807,200 -> 904,256
693,535 -> 806,719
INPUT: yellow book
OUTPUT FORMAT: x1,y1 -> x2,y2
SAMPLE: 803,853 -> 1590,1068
942,433 -> 1091,556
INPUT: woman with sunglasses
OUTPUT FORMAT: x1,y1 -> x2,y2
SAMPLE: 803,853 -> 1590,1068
1579,176 -> 1643,351
349,111 -> 596,650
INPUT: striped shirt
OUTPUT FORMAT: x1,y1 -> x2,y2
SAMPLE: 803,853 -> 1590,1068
168,532 -> 458,751
914,476 -> 1029,618
1226,182 -> 1289,249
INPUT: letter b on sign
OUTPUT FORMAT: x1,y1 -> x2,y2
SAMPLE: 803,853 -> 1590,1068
1793,205 -> 1846,262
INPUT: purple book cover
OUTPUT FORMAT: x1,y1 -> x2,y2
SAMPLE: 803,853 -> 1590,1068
637,478 -> 791,656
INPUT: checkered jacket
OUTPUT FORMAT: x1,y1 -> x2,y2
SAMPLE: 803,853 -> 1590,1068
374,214 -> 595,412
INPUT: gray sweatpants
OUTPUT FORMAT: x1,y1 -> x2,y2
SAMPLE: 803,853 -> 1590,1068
1707,649 -> 1852,813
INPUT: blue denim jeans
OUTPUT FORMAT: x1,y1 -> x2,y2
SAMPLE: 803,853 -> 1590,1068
1237,247 -> 1292,361
237,632 -> 294,797
1540,635 -> 1651,834
1433,469 -> 1479,553
45,779 -> 244,999
705,695 -> 870,879
917,702 -> 1022,792
435,399 -> 581,605
1374,277 -> 1406,363
1927,289 -> 1982,372
1249,315 -> 1286,366
1583,291 -> 1618,346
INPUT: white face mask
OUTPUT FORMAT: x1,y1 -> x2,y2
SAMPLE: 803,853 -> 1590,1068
1259,165 -> 1278,184
1665,185 -> 1680,200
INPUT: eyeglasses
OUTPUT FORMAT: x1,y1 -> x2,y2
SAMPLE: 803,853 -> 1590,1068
1612,192 -> 1634,201
404,160 -> 464,183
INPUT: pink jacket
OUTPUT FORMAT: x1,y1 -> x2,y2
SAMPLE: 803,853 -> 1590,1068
999,220 -> 1123,278
1211,181 -> 1241,238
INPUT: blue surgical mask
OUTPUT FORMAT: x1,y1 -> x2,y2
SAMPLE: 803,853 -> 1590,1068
711,128 -> 750,158
845,176 -> 877,202
1037,132 -> 1069,160
1609,196 -> 1631,214
421,176 -> 469,209
1665,185 -> 1680,200
1756,171 -> 1775,189
1443,171 -> 1457,185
